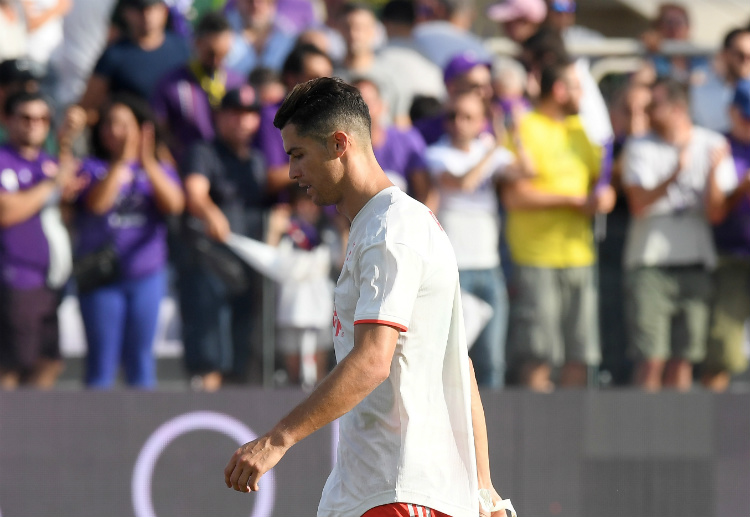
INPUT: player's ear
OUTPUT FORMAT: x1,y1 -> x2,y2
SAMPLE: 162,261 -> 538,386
331,131 -> 350,158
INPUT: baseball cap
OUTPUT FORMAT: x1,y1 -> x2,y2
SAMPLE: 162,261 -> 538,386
550,0 -> 576,13
443,51 -> 492,84
121,0 -> 165,9
733,79 -> 750,119
219,86 -> 261,112
487,0 -> 547,23
0,59 -> 45,86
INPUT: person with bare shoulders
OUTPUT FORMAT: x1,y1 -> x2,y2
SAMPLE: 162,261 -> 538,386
224,77 -> 514,517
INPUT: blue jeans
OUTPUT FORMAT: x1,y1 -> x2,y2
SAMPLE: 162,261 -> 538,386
79,269 -> 166,388
459,267 -> 509,388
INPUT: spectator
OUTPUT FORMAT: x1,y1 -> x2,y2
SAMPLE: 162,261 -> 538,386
691,28 -> 750,134
622,78 -> 736,392
229,189 -> 337,387
151,11 -> 242,164
179,86 -> 266,391
425,91 -> 514,388
412,0 -> 491,69
486,0 -> 546,45
20,0 -> 72,75
79,0 -> 190,124
542,0 -> 604,44
414,51 -> 492,146
248,66 -> 286,105
254,43 -> 333,195
224,0 -> 318,35
0,0 -> 28,61
75,93 -> 184,389
702,79 -> 750,392
378,0 -> 447,107
224,0 -> 298,76
0,91 -> 79,389
48,0 -> 116,110
0,59 -> 46,142
335,3 -> 410,127
353,77 -> 436,209
491,56 -> 530,119
597,81 -> 652,385
503,60 -> 615,391
641,3 -> 708,84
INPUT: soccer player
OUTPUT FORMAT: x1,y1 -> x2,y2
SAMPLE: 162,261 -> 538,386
224,77 -> 511,517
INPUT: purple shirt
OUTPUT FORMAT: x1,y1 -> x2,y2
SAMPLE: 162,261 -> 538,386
151,65 -> 244,165
373,126 -> 428,192
254,102 -> 288,168
75,158 -> 181,280
714,135 -> 750,256
0,145 -> 56,289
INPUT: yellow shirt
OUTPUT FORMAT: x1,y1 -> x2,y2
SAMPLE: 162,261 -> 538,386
506,111 -> 601,268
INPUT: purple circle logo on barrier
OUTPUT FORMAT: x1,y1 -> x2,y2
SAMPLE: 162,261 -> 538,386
132,411 -> 275,517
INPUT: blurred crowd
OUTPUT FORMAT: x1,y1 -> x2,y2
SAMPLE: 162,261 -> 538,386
1,0 -> 750,393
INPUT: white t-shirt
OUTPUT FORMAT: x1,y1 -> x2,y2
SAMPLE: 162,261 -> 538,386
622,127 -> 737,269
25,0 -> 64,65
319,186 -> 478,517
425,134 -> 512,270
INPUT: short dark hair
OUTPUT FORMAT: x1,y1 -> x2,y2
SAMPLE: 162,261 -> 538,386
3,90 -> 48,117
521,27 -> 570,70
381,0 -> 416,26
281,43 -> 332,79
194,11 -> 231,38
652,76 -> 689,106
249,66 -> 281,89
338,2 -> 374,20
539,59 -> 575,99
723,27 -> 750,51
273,77 -> 372,145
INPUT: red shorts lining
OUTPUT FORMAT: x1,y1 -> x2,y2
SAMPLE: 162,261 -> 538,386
361,503 -> 452,517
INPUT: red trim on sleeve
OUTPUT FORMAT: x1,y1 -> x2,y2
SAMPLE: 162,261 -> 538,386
354,319 -> 408,332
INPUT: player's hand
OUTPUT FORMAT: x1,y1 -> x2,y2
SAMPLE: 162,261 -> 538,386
224,434 -> 290,492
479,486 -> 514,517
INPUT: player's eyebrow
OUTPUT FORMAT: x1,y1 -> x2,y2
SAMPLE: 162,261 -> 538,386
285,146 -> 301,156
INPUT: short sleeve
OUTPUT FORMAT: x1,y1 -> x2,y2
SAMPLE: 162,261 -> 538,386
715,152 -> 738,193
353,241 -> 423,332
489,147 -> 514,178
424,144 -> 450,177
181,142 -> 216,181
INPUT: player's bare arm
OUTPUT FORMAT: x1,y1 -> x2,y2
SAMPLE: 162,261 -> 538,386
224,323 -> 399,492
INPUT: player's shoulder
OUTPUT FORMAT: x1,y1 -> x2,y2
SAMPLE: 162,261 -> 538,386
354,187 -> 437,244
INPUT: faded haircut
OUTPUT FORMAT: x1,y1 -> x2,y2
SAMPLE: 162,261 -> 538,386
273,77 -> 372,147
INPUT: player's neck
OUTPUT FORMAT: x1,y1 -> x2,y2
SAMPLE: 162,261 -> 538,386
336,154 -> 393,223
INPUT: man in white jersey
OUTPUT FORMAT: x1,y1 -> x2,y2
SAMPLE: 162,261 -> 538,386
224,77 -> 512,517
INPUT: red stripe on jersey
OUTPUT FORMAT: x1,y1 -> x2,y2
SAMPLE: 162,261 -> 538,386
361,503 -> 451,517
354,319 -> 408,332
